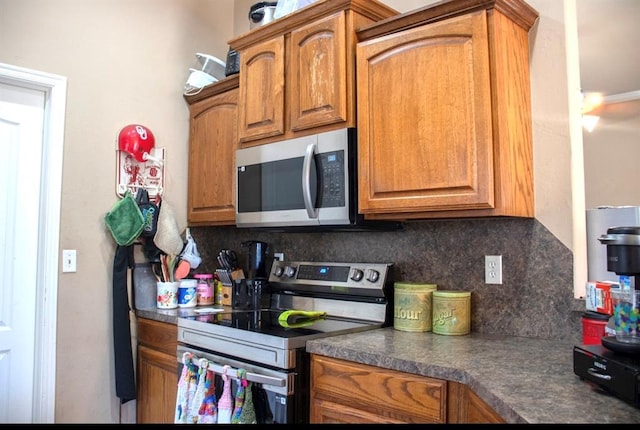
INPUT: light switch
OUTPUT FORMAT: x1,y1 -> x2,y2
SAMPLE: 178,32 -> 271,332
63,249 -> 77,273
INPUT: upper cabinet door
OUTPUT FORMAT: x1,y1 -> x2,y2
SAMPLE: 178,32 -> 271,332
289,12 -> 348,132
357,11 -> 494,215
187,85 -> 239,225
238,36 -> 285,143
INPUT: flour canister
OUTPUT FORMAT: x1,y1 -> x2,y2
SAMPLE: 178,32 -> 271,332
432,290 -> 471,335
394,282 -> 437,332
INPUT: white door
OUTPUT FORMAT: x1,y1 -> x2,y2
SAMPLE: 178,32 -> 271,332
0,82 -> 43,423
0,64 -> 66,423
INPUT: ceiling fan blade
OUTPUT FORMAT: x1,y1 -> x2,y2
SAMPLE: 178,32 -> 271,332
602,90 -> 640,105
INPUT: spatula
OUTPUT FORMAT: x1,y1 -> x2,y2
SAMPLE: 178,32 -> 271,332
174,259 -> 191,281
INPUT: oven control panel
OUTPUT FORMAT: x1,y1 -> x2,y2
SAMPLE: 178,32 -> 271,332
269,260 -> 392,290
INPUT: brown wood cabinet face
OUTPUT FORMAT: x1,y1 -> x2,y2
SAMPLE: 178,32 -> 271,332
137,345 -> 178,424
447,381 -> 506,424
136,318 -> 178,424
310,355 -> 447,423
356,6 -> 535,220
187,86 -> 238,225
238,36 -> 285,143
310,354 -> 505,424
289,12 -> 348,132
357,11 -> 494,216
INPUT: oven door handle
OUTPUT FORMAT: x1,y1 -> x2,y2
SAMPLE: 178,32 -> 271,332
244,371 -> 286,387
302,142 -> 318,219
180,353 -> 286,388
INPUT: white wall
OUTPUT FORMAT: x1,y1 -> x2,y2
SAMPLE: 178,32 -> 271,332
584,110 -> 640,208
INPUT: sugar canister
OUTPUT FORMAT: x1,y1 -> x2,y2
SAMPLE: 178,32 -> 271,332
432,290 -> 471,335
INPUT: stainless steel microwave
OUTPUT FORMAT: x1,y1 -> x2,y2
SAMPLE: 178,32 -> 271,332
235,128 -> 401,231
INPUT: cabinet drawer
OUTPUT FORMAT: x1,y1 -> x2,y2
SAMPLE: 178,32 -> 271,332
137,317 -> 177,356
311,355 -> 447,423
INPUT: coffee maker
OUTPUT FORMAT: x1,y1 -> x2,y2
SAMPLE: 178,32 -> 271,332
232,240 -> 271,309
573,226 -> 640,408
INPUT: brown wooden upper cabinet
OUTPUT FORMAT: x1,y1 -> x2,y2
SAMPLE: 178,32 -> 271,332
355,0 -> 539,220
184,76 -> 239,225
228,0 -> 398,147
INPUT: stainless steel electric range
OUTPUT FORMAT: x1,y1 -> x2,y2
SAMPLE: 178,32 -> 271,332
177,260 -> 394,424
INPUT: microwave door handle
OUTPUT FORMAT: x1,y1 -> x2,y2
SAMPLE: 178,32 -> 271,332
302,142 -> 319,219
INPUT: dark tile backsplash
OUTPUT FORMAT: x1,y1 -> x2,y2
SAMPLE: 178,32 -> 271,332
190,217 -> 584,344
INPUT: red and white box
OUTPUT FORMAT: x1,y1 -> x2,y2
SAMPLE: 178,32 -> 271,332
585,281 -> 620,315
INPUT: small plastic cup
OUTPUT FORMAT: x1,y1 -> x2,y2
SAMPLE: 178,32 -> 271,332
611,289 -> 640,343
157,281 -> 179,309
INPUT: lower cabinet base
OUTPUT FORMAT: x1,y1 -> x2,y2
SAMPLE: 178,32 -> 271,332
310,354 -> 505,424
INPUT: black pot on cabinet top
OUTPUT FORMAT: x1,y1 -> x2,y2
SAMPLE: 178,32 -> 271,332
598,226 -> 640,275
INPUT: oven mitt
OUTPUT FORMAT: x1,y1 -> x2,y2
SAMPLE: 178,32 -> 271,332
217,366 -> 233,424
278,310 -> 326,328
153,199 -> 184,256
104,191 -> 145,246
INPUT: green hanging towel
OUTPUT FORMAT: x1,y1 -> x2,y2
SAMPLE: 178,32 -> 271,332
231,369 -> 247,424
238,380 -> 256,424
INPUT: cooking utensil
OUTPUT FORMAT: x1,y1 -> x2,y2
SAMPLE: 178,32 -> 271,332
218,249 -> 238,271
224,250 -> 239,269
160,254 -> 170,282
217,253 -> 228,270
174,259 -> 191,281
151,262 -> 163,282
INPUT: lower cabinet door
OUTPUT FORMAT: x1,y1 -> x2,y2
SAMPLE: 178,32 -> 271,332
310,355 -> 447,423
137,345 -> 178,424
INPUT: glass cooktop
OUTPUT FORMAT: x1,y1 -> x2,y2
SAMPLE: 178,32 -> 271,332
181,309 -> 376,339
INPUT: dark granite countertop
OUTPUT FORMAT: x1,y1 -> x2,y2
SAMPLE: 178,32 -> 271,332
306,328 -> 640,424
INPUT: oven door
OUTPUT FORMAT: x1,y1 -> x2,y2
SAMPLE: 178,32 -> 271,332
176,345 -> 308,424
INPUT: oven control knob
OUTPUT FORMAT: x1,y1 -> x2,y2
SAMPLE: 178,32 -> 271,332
350,268 -> 364,282
274,266 -> 284,277
283,266 -> 296,278
365,269 -> 380,283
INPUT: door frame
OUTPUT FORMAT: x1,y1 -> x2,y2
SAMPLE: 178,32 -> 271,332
0,63 -> 66,423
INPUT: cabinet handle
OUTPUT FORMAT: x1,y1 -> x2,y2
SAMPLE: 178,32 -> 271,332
587,368 -> 612,380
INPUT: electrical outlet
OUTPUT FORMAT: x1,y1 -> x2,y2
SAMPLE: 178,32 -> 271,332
274,252 -> 284,261
62,249 -> 77,273
485,255 -> 502,284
